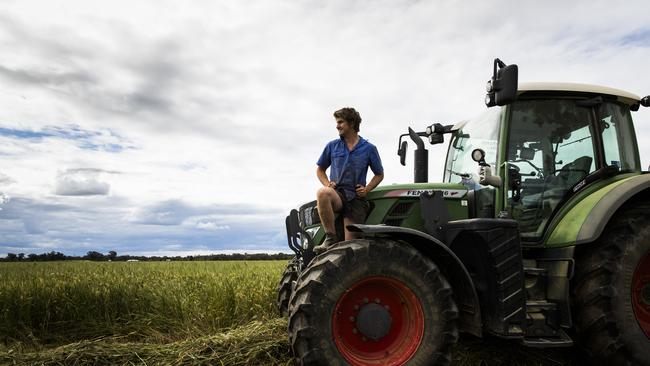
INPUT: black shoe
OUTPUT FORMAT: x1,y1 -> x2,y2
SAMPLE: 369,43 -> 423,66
313,233 -> 339,254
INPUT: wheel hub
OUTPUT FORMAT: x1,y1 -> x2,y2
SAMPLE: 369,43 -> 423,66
356,303 -> 392,340
332,276 -> 424,366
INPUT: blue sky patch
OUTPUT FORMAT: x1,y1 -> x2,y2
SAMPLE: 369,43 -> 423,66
619,29 -> 650,47
0,127 -> 51,140
0,125 -> 131,153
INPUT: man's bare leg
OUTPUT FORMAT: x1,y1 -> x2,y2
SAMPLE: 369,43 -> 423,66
343,217 -> 361,241
314,187 -> 344,254
316,187 -> 343,235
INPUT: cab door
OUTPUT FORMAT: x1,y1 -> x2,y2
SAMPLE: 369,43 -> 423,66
502,98 -> 598,243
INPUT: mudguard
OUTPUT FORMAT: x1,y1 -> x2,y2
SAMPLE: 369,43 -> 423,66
347,224 -> 482,337
546,173 -> 650,247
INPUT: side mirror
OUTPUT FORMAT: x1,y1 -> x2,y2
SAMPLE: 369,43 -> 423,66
641,96 -> 650,107
398,141 -> 408,166
485,58 -> 518,107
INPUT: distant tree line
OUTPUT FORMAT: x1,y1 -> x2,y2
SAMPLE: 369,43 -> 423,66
1,250 -> 294,262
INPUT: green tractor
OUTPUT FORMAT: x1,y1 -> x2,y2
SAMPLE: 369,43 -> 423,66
279,59 -> 650,365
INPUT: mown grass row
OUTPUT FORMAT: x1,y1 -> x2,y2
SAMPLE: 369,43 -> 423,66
0,318 -> 292,366
0,261 -> 286,346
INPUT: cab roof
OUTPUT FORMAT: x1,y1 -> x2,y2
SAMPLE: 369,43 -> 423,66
451,82 -> 642,132
518,82 -> 641,105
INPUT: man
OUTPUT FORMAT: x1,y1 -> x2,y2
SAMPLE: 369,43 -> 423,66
312,107 -> 384,254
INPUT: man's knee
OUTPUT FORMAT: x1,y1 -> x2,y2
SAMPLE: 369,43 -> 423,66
317,187 -> 336,201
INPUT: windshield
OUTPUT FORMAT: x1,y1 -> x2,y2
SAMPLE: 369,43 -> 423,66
444,107 -> 502,183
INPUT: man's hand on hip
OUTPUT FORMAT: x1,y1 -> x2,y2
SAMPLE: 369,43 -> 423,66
355,184 -> 368,198
328,181 -> 337,188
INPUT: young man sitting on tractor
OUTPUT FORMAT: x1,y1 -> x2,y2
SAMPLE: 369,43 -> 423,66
312,107 -> 384,254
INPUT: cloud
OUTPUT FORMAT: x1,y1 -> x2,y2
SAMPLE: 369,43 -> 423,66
0,172 -> 15,185
195,220 -> 230,231
128,200 -> 201,225
0,192 -> 9,211
54,169 -> 111,196
0,64 -> 96,89
128,199 -> 282,226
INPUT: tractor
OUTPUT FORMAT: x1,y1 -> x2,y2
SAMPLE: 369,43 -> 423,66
278,58 -> 650,365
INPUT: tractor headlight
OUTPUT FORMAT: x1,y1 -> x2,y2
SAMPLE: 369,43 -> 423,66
302,227 -> 320,249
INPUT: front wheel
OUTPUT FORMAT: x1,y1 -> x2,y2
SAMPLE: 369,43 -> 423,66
276,257 -> 300,316
288,239 -> 458,366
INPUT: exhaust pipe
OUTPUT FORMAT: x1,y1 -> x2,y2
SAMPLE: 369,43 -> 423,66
408,127 -> 428,183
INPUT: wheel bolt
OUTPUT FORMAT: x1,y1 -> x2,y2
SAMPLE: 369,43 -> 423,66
352,328 -> 358,334
354,305 -> 359,310
362,336 -> 367,342
363,297 -> 369,304
384,305 -> 390,310
349,316 -> 355,322
374,298 -> 381,304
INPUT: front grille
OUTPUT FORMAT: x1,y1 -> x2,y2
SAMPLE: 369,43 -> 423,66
390,201 -> 413,216
382,200 -> 416,226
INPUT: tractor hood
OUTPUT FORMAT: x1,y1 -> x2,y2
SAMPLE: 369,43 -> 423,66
369,183 -> 469,200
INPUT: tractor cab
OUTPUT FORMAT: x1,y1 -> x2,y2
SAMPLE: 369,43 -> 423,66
444,82 -> 643,244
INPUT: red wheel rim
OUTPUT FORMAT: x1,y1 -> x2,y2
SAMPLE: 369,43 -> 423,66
332,276 -> 424,365
632,250 -> 650,339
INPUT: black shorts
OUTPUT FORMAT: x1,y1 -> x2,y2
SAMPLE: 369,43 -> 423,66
336,190 -> 370,224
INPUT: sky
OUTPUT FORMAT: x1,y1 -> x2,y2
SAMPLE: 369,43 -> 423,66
1,0 -> 650,257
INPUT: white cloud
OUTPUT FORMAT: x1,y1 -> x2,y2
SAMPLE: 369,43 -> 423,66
0,192 -> 9,211
54,168 -> 111,196
195,221 -> 230,231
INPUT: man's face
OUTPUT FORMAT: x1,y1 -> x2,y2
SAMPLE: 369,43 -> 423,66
336,118 -> 353,137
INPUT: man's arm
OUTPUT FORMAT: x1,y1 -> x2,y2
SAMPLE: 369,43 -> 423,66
356,173 -> 384,198
317,166 -> 336,188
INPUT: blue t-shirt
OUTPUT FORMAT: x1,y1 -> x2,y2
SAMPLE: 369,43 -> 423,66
317,136 -> 384,201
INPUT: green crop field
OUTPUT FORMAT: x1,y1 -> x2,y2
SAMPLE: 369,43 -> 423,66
0,260 -> 580,365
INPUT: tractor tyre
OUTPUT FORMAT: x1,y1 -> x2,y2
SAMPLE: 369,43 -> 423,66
573,203 -> 650,366
288,239 -> 458,366
277,257 -> 300,316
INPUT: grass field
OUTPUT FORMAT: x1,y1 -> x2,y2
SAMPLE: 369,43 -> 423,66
0,260 -> 581,365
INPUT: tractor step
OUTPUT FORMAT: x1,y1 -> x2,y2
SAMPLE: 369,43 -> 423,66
522,328 -> 574,347
526,300 -> 556,311
523,267 -> 547,275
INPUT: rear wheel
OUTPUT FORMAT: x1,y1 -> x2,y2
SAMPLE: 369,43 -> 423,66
277,257 -> 299,316
573,203 -> 650,365
288,239 -> 458,366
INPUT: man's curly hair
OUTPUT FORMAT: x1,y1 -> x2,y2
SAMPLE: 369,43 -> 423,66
333,107 -> 362,132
